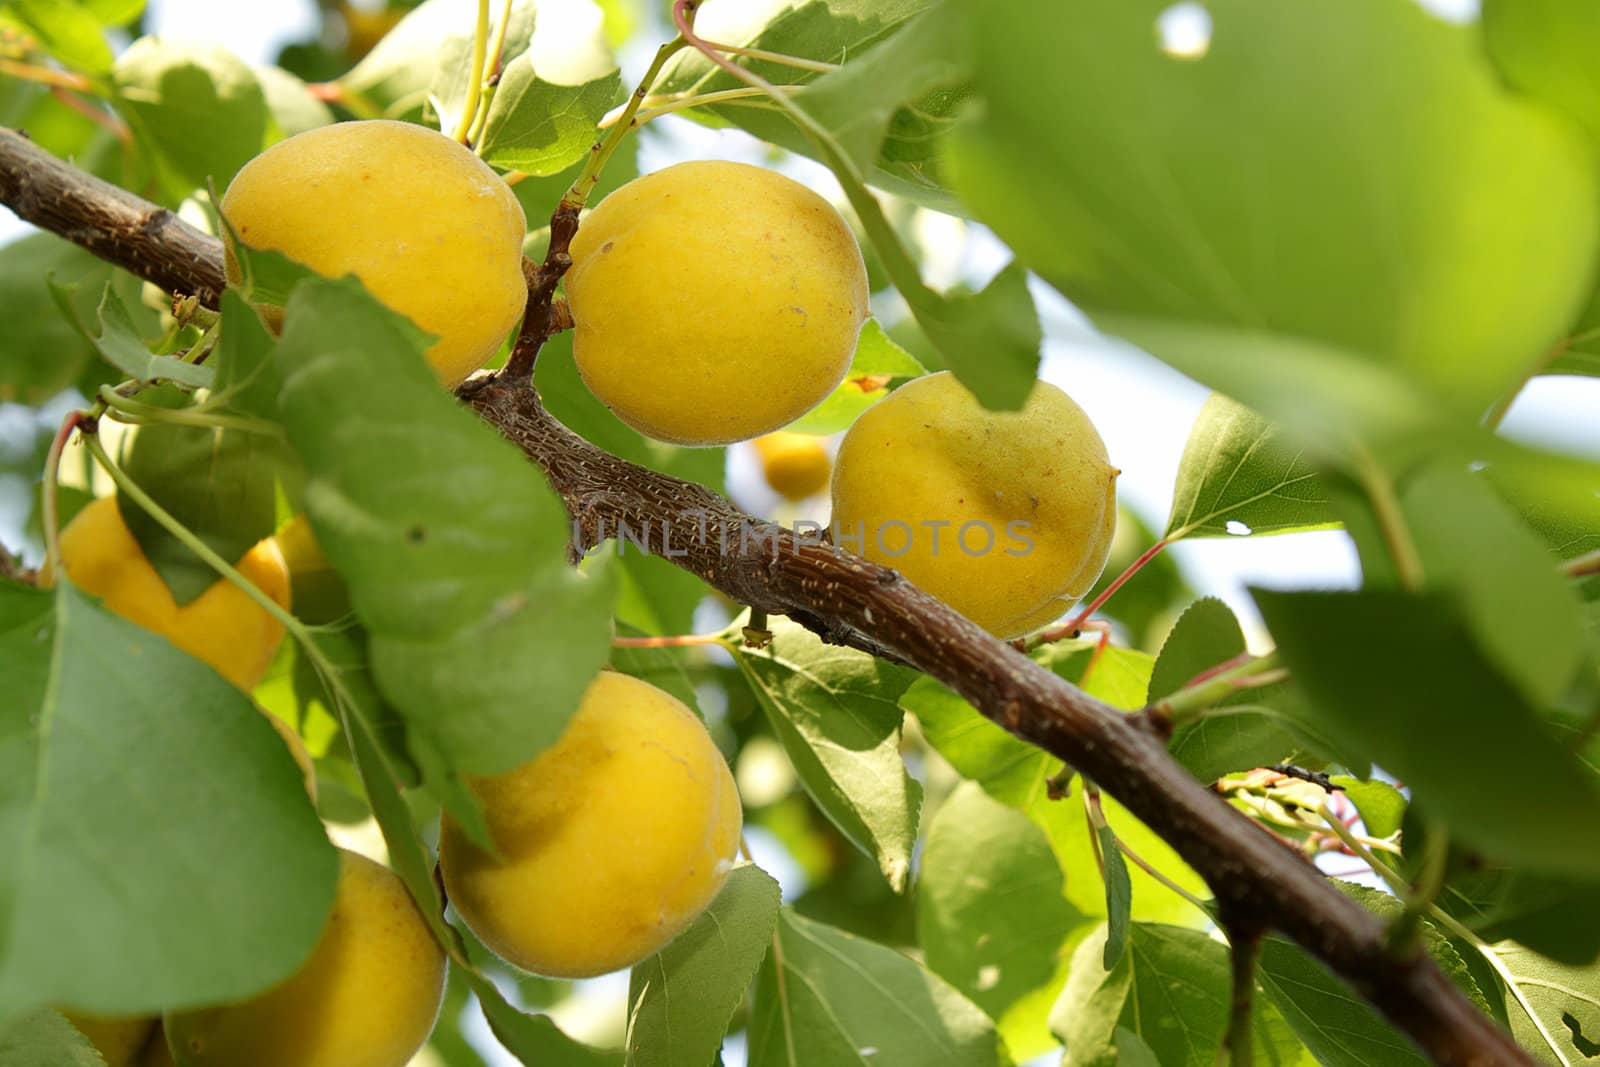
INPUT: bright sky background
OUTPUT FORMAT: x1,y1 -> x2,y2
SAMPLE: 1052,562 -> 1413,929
1,0 -> 1595,1061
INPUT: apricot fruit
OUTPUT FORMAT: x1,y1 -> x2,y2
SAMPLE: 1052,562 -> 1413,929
165,849 -> 445,1067
221,119 -> 527,387
830,371 -> 1118,638
754,432 -> 832,501
565,160 -> 869,445
56,496 -> 290,692
63,1012 -> 155,1067
440,671 -> 742,978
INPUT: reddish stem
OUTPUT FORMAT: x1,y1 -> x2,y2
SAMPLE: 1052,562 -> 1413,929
612,633 -> 723,648
1181,651 -> 1252,691
1033,536 -> 1170,646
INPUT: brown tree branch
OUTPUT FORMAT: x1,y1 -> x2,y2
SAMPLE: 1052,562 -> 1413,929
0,125 -> 1533,1067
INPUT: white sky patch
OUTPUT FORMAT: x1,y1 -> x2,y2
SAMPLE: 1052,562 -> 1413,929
145,0 -> 319,67
1157,2 -> 1212,60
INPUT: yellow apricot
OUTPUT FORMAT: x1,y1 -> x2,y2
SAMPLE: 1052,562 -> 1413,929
221,119 -> 527,387
56,496 -> 290,691
830,371 -> 1118,638
565,160 -> 869,445
275,514 -> 349,625
63,1012 -> 155,1067
137,1026 -> 176,1067
754,432 -> 832,501
165,850 -> 445,1067
440,671 -> 742,978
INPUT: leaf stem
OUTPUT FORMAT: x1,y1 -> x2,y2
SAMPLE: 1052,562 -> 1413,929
0,57 -> 93,92
96,385 -> 284,437
562,36 -> 687,209
1352,442 -> 1424,591
1032,537 -> 1170,646
1116,833 -> 1211,915
1151,652 -> 1283,727
1386,825 -> 1450,954
1564,548 -> 1600,580
694,38 -> 841,74
452,0 -> 491,144
612,632 -> 723,648
607,85 -> 798,128
1318,803 -> 1408,896
39,408 -> 87,585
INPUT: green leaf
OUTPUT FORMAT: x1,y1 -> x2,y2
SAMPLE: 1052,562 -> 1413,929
1401,462 -> 1588,708
1165,394 -> 1334,540
480,64 -> 624,176
1489,940 -> 1600,1063
1483,452 -> 1600,562
118,408 -> 298,606
3,0 -> 112,73
912,260 -> 1041,411
0,583 -> 337,1017
918,783 -> 1086,1033
625,865 -> 781,1067
113,38 -> 267,199
1115,1027 -> 1162,1067
1098,825 -> 1132,972
735,619 -> 921,891
1482,0 -> 1600,143
476,992 -> 624,1067
271,277 -> 615,778
657,0 -> 962,212
784,320 -> 925,435
1153,598 -> 1302,782
1253,588 -> 1600,878
256,66 -> 334,141
1050,923 -> 1307,1067
80,0 -> 142,26
0,235 -> 113,405
749,908 -> 1006,1066
1441,869 -> 1600,967
613,551 -> 705,637
0,1010 -> 107,1067
429,0 -> 536,139
49,281 -> 213,388
1256,937 -> 1428,1067
903,649 -> 1211,929
946,0 -> 1599,423
1328,777 -> 1406,841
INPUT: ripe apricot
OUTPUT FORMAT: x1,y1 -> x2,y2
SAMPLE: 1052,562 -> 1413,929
565,161 -> 869,445
440,671 -> 742,977
830,371 -> 1118,638
221,119 -> 527,387
56,496 -> 289,692
63,1013 -> 155,1067
754,432 -> 832,501
164,850 -> 444,1067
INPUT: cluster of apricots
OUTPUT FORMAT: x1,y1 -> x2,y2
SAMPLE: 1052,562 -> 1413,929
54,115 -> 1113,1064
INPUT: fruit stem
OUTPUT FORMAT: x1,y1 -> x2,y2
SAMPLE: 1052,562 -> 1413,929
1386,824 -> 1450,955
452,0 -> 492,144
605,85 -> 800,129
39,408 -> 87,587
96,385 -> 285,437
0,57 -> 93,92
612,632 -> 723,648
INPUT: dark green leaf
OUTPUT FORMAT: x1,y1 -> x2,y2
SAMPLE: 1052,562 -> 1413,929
911,260 -> 1041,411
1257,937 -> 1428,1067
118,410 -> 297,606
918,783 -> 1086,1027
1098,825 -> 1132,972
271,277 -> 615,778
113,38 -> 267,198
0,1010 -> 106,1067
0,235 -> 111,405
1482,451 -> 1600,562
735,619 -> 921,891
613,551 -> 705,637
476,990 -> 624,1067
1441,869 -> 1600,967
1254,588 -> 1600,878
0,582 -> 336,1017
947,0 -> 1598,423
625,865 -> 780,1067
4,0 -> 112,73
784,320 -> 925,435
480,64 -> 623,176
749,908 -> 1005,1066
1165,394 -> 1334,540
1115,1027 -> 1162,1067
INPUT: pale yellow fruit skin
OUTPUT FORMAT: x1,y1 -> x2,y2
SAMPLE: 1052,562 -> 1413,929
221,119 -> 527,387
64,1012 -> 155,1067
755,431 -> 832,500
830,371 -> 1118,638
56,497 -> 290,691
166,850 -> 445,1067
440,671 -> 743,978
566,160 -> 869,445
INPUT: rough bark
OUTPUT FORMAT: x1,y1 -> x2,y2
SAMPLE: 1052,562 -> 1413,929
0,125 -> 1534,1067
